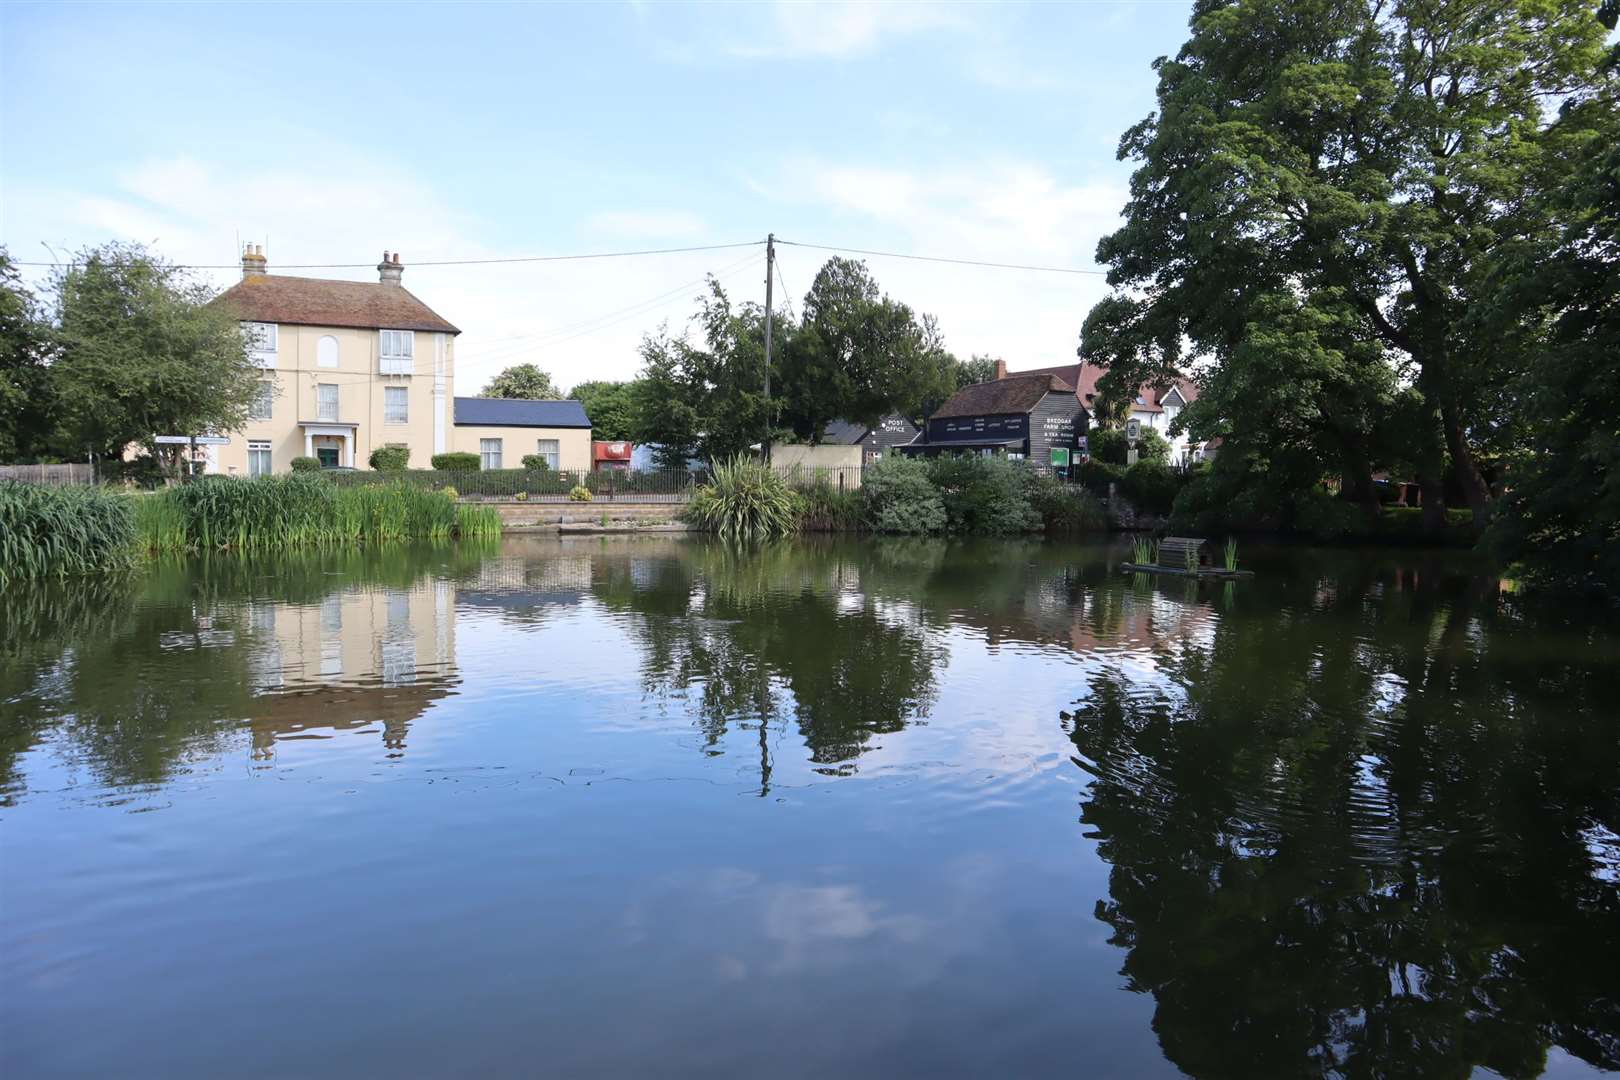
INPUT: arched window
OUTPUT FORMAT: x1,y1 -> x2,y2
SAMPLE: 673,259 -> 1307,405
317,335 -> 339,369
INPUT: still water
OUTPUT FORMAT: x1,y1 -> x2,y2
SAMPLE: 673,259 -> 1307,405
2,537 -> 1616,1078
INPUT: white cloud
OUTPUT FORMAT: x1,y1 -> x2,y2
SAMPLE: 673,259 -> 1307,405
727,0 -> 968,58
13,150 -> 755,394
773,156 -> 1126,367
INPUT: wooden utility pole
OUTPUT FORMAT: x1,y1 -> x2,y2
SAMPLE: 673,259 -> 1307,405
763,233 -> 774,461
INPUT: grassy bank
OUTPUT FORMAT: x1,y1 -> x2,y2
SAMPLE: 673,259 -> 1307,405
0,475 -> 501,585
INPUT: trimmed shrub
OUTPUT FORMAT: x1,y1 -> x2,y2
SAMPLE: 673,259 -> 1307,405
927,455 -> 1041,535
1088,427 -> 1128,465
520,453 -> 552,472
369,444 -> 410,471
1076,458 -> 1126,498
289,456 -> 322,473
431,452 -> 480,471
1121,461 -> 1180,515
1089,426 -> 1171,466
1025,472 -> 1106,533
683,455 -> 799,540
0,481 -> 138,585
861,455 -> 945,534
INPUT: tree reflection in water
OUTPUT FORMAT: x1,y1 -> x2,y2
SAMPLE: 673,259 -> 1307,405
591,541 -> 948,788
1064,568 -> 1620,1078
0,543 -> 493,800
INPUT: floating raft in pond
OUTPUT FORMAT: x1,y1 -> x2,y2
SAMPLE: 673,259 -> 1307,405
1120,562 -> 1255,580
1122,536 -> 1256,579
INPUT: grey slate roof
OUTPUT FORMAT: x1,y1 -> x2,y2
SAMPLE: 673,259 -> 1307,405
453,397 -> 591,428
821,419 -> 869,445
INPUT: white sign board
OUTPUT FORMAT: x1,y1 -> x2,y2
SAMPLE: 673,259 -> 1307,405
155,435 -> 230,446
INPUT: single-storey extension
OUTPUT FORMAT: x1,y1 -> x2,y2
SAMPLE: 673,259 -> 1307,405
451,397 -> 592,471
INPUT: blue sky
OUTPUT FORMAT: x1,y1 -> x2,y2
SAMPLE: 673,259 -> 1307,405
1,1 -> 1194,392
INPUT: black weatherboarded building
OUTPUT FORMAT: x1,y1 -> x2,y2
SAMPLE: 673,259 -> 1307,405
898,373 -> 1088,470
821,413 -> 920,462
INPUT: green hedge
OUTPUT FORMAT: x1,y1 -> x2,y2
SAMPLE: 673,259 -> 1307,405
430,452 -> 480,471
369,445 -> 410,471
289,456 -> 322,473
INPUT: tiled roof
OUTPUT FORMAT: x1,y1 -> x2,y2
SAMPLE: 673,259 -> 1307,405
930,373 -> 1075,419
215,275 -> 459,334
1011,362 -> 1196,413
453,397 -> 591,428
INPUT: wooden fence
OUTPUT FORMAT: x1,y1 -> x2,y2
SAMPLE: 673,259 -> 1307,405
0,464 -> 96,486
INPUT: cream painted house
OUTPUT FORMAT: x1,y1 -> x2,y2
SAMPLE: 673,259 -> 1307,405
210,246 -> 458,474
450,396 -> 593,472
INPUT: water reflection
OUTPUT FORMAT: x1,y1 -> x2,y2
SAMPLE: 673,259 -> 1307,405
0,545 -> 488,800
592,543 -> 946,785
1066,567 -> 1620,1077
2,537 -> 1616,1079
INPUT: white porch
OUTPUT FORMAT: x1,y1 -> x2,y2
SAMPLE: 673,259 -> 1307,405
299,422 -> 359,468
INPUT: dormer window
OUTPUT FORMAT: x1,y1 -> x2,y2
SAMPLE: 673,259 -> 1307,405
379,329 -> 413,375
242,322 -> 277,368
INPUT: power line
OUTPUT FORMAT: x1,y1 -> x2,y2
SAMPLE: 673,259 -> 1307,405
457,251 -> 762,361
458,253 -> 763,367
12,239 -> 766,271
774,254 -> 795,320
776,238 -> 1108,276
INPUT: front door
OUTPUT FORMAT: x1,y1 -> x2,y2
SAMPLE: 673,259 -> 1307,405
316,446 -> 340,469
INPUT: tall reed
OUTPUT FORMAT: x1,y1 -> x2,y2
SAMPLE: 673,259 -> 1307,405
0,481 -> 138,585
137,475 -> 499,552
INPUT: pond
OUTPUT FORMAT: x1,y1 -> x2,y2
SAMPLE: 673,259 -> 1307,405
2,536 -> 1617,1078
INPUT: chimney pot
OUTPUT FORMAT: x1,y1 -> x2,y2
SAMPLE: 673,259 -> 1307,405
378,250 -> 404,286
241,242 -> 268,279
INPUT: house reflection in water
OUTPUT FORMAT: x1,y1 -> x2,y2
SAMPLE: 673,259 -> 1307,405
241,580 -> 458,760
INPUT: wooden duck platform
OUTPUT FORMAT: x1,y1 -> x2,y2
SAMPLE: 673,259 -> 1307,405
1121,536 -> 1256,580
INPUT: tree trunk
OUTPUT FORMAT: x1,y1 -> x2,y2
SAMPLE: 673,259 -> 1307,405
1438,395 -> 1491,526
1339,443 -> 1381,523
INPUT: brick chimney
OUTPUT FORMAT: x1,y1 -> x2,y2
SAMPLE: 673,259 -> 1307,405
994,358 -> 1008,380
240,243 -> 267,279
377,250 -> 403,286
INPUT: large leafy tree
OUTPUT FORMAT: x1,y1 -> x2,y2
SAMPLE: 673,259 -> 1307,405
1081,0 -> 1616,525
479,362 -> 559,400
632,279 -> 779,468
779,258 -> 956,441
53,242 -> 258,461
567,379 -> 641,442
1484,91 -> 1620,591
0,248 -> 57,462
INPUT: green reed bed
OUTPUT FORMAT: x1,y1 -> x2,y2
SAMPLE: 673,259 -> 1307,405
0,481 -> 139,585
138,474 -> 500,553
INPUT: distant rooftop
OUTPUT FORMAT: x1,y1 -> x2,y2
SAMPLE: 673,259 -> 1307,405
216,274 -> 459,335
453,397 -> 591,428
